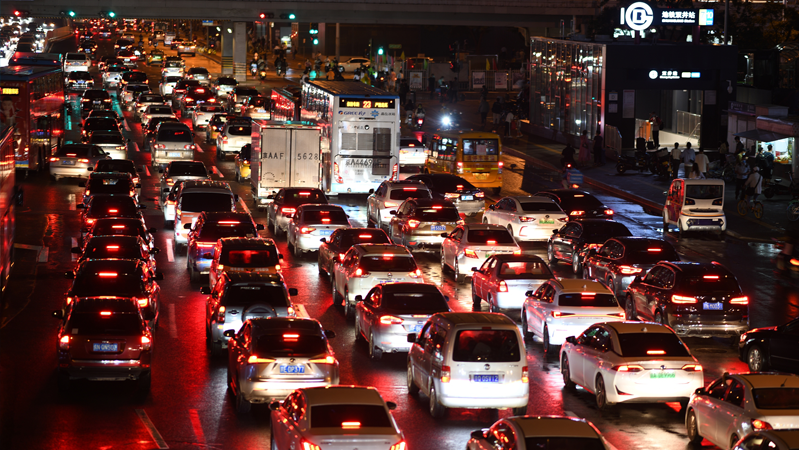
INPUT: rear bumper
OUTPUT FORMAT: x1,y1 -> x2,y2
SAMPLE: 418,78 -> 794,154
667,313 -> 748,337
241,378 -> 337,403
439,381 -> 528,408
405,234 -> 445,251
50,166 -> 92,178
61,359 -> 148,381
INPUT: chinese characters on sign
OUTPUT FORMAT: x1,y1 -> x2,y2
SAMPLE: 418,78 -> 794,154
648,70 -> 702,80
620,2 -> 715,31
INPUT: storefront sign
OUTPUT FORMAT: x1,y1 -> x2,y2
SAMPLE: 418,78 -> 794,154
648,70 -> 701,80
472,71 -> 486,89
621,2 -> 715,31
729,101 -> 756,114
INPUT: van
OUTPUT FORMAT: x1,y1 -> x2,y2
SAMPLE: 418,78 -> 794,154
663,178 -> 726,237
150,122 -> 195,168
173,180 -> 237,251
406,312 -> 528,417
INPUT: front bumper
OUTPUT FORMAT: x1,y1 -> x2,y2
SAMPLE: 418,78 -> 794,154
679,216 -> 726,232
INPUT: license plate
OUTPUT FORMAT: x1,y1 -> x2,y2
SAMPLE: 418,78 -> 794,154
167,152 -> 182,157
703,302 -> 723,310
461,195 -> 474,201
431,225 -> 446,231
62,160 -> 76,165
650,372 -> 676,379
473,374 -> 499,383
93,343 -> 118,352
412,324 -> 423,332
319,230 -> 333,236
279,364 -> 305,374
539,219 -> 555,224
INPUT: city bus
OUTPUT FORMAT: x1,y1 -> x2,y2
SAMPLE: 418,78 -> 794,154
8,52 -> 63,68
270,86 -> 301,122
425,130 -> 503,194
0,65 -> 66,173
300,80 -> 400,195
0,126 -> 16,293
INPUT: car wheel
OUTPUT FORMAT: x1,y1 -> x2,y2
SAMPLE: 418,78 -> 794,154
542,325 -> 551,355
454,260 -> 465,284
332,281 -> 343,306
747,345 -> 768,372
235,384 -> 252,414
354,318 -> 364,342
376,212 -> 382,229
471,281 -> 481,308
625,296 -> 637,320
547,244 -> 557,265
429,384 -> 446,418
521,311 -> 533,342
595,375 -> 613,411
138,370 -> 152,394
561,356 -> 575,390
572,252 -> 582,275
662,213 -> 669,234
369,331 -> 382,360
407,361 -> 419,395
292,238 -> 301,258
487,294 -> 497,313
440,251 -> 448,273
730,434 -> 740,449
655,310 -> 667,326
270,421 -> 278,450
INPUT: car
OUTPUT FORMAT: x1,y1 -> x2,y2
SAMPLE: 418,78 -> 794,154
523,279 -> 625,354
582,236 -> 681,298
732,430 -> 799,450
234,144 -> 251,182
388,198 -> 461,252
73,235 -> 158,273
176,39 -> 196,56
208,237 -> 281,288
625,261 -> 749,338
116,49 -> 138,68
471,253 -> 553,312
441,223 -> 520,284
367,179 -> 433,228
81,116 -> 121,142
205,113 -> 239,144
355,282 -> 450,359
407,312 -> 529,417
78,39 -> 97,57
212,76 -> 237,98
79,171 -> 137,206
333,244 -> 424,319
159,75 -> 182,97
66,71 -> 94,92
146,49 -> 164,65
318,228 -> 391,279
191,104 -> 225,131
161,57 -> 185,78
141,105 -> 176,128
240,95 -> 270,120
93,159 -> 140,188
534,189 -> 615,219
121,83 -> 150,107
49,144 -> 110,182
560,321 -> 704,410
185,211 -> 264,282
86,109 -> 121,125
98,56 -> 122,72
287,204 -> 350,257
134,93 -> 166,119
86,131 -> 127,159
338,57 -> 371,72
265,188 -> 328,237
406,173 -> 486,216
101,65 -> 125,88
84,218 -> 157,252
79,195 -> 145,236
186,67 -> 210,84
142,117 -> 180,151
202,272 -> 297,355
79,89 -> 112,117
686,373 -> 799,449
227,86 -> 259,111
113,38 -> 133,53
467,416 -> 613,450
63,52 -> 90,73
216,119 -> 251,160
118,70 -> 148,92
171,79 -> 201,109
483,196 -> 569,241
547,219 -> 633,275
180,85 -> 217,116
225,318 -> 339,413
739,317 -> 799,372
52,297 -> 154,393
150,122 -> 196,168
158,160 -> 210,202
173,180 -> 237,250
399,136 -> 427,172
269,386 -> 405,450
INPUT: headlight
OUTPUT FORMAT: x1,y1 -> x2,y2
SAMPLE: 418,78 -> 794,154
442,116 -> 451,125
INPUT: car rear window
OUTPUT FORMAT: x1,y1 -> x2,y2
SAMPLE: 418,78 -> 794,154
752,388 -> 799,409
248,97 -> 268,107
360,255 -> 416,272
125,72 -> 148,82
72,272 -> 145,297
128,85 -> 150,94
339,231 -> 391,247
462,139 -> 499,156
87,177 -> 133,194
82,241 -> 143,260
221,248 -> 279,267
66,54 -> 86,61
383,291 -> 449,313
83,90 -> 110,99
253,332 -> 327,357
616,332 -> 691,357
686,184 -> 723,199
310,405 -> 392,429
90,134 -> 123,145
217,77 -> 237,86
523,437 -> 605,450
389,188 -> 431,201
165,76 -> 182,82
91,220 -> 145,237
302,210 -> 348,224
623,242 -> 680,264
557,293 -> 619,307
520,202 -> 562,212
69,72 -> 92,80
558,194 -> 605,210
106,66 -> 124,73
56,146 -> 90,157
139,95 -> 162,102
169,163 -> 207,177
148,106 -> 173,114
198,223 -> 257,241
67,312 -> 142,335
236,88 -> 259,97
222,285 -> 290,307
165,61 -> 183,68
284,191 -> 327,204
84,118 -> 118,129
227,124 -> 251,136
453,329 -> 521,362
200,105 -> 225,113
89,197 -> 139,216
179,192 -> 232,212
413,207 -> 459,222
678,274 -> 741,293
466,229 -> 515,244
431,177 -> 477,192
189,68 -> 209,75
156,128 -> 192,142
583,223 -> 632,241
95,160 -> 135,173
498,261 -> 552,279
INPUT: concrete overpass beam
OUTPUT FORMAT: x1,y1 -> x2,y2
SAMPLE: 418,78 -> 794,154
233,21 -> 248,82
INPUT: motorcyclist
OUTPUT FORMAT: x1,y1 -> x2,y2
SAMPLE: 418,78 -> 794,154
414,104 -> 426,120
561,163 -> 583,189
250,59 -> 258,77
561,143 -> 576,168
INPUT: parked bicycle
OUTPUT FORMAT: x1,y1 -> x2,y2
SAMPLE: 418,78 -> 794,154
738,195 -> 764,219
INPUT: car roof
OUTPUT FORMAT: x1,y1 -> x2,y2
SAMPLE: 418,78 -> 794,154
84,235 -> 143,245
605,321 -> 675,335
79,258 -> 143,272
219,237 -> 276,248
354,244 -> 411,256
512,195 -> 557,204
538,189 -> 592,197
553,279 -> 612,294
300,386 -> 386,406
433,311 -> 516,326
89,171 -> 131,179
298,204 -> 342,212
733,373 -> 799,389
658,261 -> 732,275
72,297 -> 141,313
512,416 -> 601,438
200,211 -> 252,222
380,282 -> 442,294
490,254 -> 546,263
387,180 -> 428,188
224,272 -> 284,284
680,178 -> 725,186
250,317 -> 323,334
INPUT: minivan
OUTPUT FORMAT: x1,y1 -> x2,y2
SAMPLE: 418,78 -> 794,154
173,180 -> 237,252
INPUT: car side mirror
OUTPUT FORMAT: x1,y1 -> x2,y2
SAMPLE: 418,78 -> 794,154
147,228 -> 157,234
368,189 -> 374,195
234,194 -> 239,202
389,210 -> 396,215
183,223 -> 192,230
488,204 -> 495,210
325,329 -> 336,339
552,229 -> 559,234
444,295 -> 450,302
78,181 -> 86,188
64,271 -> 74,278
76,204 -> 85,209
386,401 -> 397,411
87,166 -> 94,171
355,295 -> 363,303
269,401 -> 281,411
525,290 -> 534,297
470,430 -> 485,440
587,248 -> 597,256
200,287 -> 211,295
154,272 -> 164,281
223,329 -> 236,338
440,232 -> 448,238
288,288 -> 298,296
565,336 -> 577,345
52,310 -> 63,320
71,247 -> 82,254
407,333 -> 417,343
471,267 -> 478,272
127,138 -> 132,143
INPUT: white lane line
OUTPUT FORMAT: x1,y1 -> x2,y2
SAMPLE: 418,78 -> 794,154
68,194 -> 76,211
295,304 -> 309,318
165,238 -> 174,262
188,409 -> 206,445
71,238 -> 78,261
134,142 -> 140,152
212,166 -> 223,178
145,166 -> 151,177
135,409 -> 169,449
38,247 -> 49,263
124,120 -> 131,132
168,304 -> 178,338
237,197 -> 251,215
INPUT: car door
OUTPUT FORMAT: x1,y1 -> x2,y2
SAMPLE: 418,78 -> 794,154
390,201 -> 411,243
472,258 -> 493,300
567,326 -> 601,387
444,228 -> 464,268
531,284 -> 555,338
582,327 -> 612,393
334,250 -> 354,296
692,377 -> 732,445
553,223 -> 577,259
767,321 -> 799,370
653,267 -> 676,319
634,266 -> 665,321
713,379 -> 747,447
587,241 -> 613,280
359,287 -> 380,339
564,222 -> 584,261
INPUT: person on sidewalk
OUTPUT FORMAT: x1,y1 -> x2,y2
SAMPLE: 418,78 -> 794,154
593,131 -> 604,166
649,112 -> 661,148
478,98 -> 489,126
682,142 -> 695,179
735,158 -> 750,200
694,147 -> 709,178
670,143 -> 682,179
689,164 -> 704,179
578,130 -> 590,167
744,166 -> 764,203
491,98 -> 502,128
504,109 -> 515,138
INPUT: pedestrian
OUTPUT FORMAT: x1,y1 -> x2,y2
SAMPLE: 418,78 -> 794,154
718,140 -> 729,162
480,84 -> 488,101
579,130 -> 591,167
388,69 -> 397,92
399,80 -> 409,106
682,142 -> 695,178
744,166 -> 763,202
670,143 -> 682,179
491,98 -> 502,128
762,144 -> 775,179
428,74 -> 436,100
734,136 -> 745,156
735,158 -> 750,200
593,131 -> 604,166
504,109 -> 515,137
478,98 -> 489,126
694,147 -> 709,178
649,111 -> 661,148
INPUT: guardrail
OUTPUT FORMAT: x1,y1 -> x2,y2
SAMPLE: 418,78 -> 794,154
676,110 -> 701,139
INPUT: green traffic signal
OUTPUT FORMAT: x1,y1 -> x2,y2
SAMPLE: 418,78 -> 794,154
288,13 -> 296,20
377,48 -> 384,56
68,11 -> 76,17
313,38 -> 319,45
108,11 -> 115,17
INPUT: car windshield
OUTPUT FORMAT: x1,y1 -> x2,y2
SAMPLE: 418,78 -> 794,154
390,188 -> 431,201
165,76 -> 181,83
82,241 -> 143,259
90,134 -> 123,145
72,272 -> 145,297
752,388 -> 799,409
67,312 -> 142,335
498,260 -> 552,279
383,291 -> 449,313
169,164 -> 207,177
623,241 -> 680,264
179,193 -> 232,212
128,86 -> 150,94
617,332 -> 691,357
253,332 -> 327,356
339,231 -> 391,248
557,293 -> 619,307
679,274 -> 741,293
310,405 -> 392,429
466,229 -> 515,244
360,255 -> 416,272
125,73 -> 147,82
157,128 -> 191,142
221,248 -> 279,267
95,160 -> 135,173
453,329 -> 521,362
523,437 -> 605,450
284,191 -> 326,205
222,285 -> 290,307
197,223 -> 256,241
148,106 -> 172,114
66,54 -> 85,61
558,194 -> 606,210
686,184 -> 723,199
87,177 -> 132,194
462,139 -> 499,156
106,66 -> 124,73
583,223 -> 632,240
520,202 -> 562,212
302,210 -> 348,224
227,125 -> 251,136
56,146 -> 90,157
413,207 -> 459,222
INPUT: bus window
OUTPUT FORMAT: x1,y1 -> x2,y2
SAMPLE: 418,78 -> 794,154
463,139 -> 499,162
433,138 -> 456,161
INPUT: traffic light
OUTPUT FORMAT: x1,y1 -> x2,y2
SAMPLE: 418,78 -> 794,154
99,11 -> 116,18
60,10 -> 76,17
259,12 -> 274,19
313,38 -> 319,45
13,10 -> 30,17
449,61 -> 460,72
279,13 -> 296,20
309,23 -> 318,35
377,47 -> 384,56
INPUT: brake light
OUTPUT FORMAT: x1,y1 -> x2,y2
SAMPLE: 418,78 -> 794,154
646,350 -> 666,355
338,253 -> 345,261
100,311 -> 112,316
647,248 -> 662,252
441,365 -> 451,383
408,268 -> 422,278
111,225 -> 125,229
106,245 -> 119,250
392,163 -> 398,180
281,207 -> 296,215
59,335 -> 70,350
218,221 -> 240,225
407,219 -> 421,229
136,297 -> 149,307
300,227 -> 316,234
309,355 -> 336,364
402,187 -> 417,191
354,267 -> 369,277
605,209 -> 614,215
682,364 -> 703,372
49,157 -> 59,162
464,249 -> 478,258
613,364 -> 645,372
619,265 -> 643,275
141,335 -> 151,350
703,275 -> 720,280
791,258 -> 799,266
196,242 -> 215,248
671,294 -> 697,304
341,421 -> 361,429
358,234 -> 372,239
456,185 -> 464,190
65,296 -> 74,305
486,240 -> 496,245
108,209 -> 118,213
456,161 -> 463,167
730,296 -> 749,305
521,365 -> 529,383
302,440 -> 321,450
475,191 -> 485,198
432,206 -> 443,210
98,272 -> 117,277
321,218 -> 331,223
390,442 -> 407,450
299,192 -> 311,196
752,419 -> 773,430
444,193 -> 459,199
380,315 -> 404,325
499,281 -> 508,292
552,311 -> 574,318
570,210 -> 585,216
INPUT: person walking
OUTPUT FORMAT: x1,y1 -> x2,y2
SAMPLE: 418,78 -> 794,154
593,131 -> 604,166
478,98 -> 489,126
578,130 -> 591,167
682,142 -> 695,179
670,143 -> 682,179
649,112 -> 661,148
735,158 -> 750,200
491,98 -> 502,128
694,147 -> 709,178
734,136 -> 745,157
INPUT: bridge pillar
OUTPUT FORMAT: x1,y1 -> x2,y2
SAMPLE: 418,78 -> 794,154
233,21 -> 248,82
221,22 -> 234,76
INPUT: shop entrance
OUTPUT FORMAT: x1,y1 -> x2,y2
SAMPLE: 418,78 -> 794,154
634,89 -> 704,149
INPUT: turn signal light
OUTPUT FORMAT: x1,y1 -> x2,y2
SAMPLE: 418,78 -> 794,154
440,365 -> 451,383
380,315 -> 404,325
498,281 -> 508,292
612,364 -> 644,372
354,267 -> 369,277
752,419 -> 773,430
521,365 -> 529,383
570,210 -> 585,216
49,157 -> 59,162
671,294 -> 697,304
309,355 -> 336,364
300,227 -> 316,234
682,364 -> 703,372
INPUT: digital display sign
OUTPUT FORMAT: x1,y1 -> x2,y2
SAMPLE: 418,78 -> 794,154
339,98 -> 395,109
1,87 -> 20,95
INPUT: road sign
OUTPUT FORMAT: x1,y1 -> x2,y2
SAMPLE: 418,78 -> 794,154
202,20 -> 216,26
389,44 -> 402,49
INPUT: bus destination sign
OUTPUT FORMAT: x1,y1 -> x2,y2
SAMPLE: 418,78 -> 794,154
339,98 -> 395,109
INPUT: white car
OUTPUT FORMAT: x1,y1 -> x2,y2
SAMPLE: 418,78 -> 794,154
121,84 -> 150,107
560,321 -> 704,410
733,430 -> 799,450
333,244 -> 424,319
483,196 -> 568,241
338,57 -> 371,72
686,373 -> 799,450
471,254 -> 553,312
63,52 -> 90,73
141,105 -> 176,128
159,75 -> 182,97
102,66 -> 124,88
191,104 -> 226,130
134,93 -> 167,119
399,137 -> 427,168
522,279 -> 625,354
367,179 -> 432,228
161,60 -> 185,78
287,204 -> 350,257
467,416 -> 614,450
216,120 -> 252,159
269,386 -> 405,450
440,223 -> 520,284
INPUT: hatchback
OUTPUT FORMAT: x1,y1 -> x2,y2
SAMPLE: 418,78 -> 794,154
49,144 -> 109,182
186,67 -> 210,84
208,237 -> 281,288
483,196 -> 569,241
441,223 -> 520,283
150,122 -> 195,168
79,171 -> 137,206
185,211 -> 263,281
172,180 -> 236,250
287,204 -> 350,256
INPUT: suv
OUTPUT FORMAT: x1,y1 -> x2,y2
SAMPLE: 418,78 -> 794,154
388,198 -> 460,252
180,85 -> 216,116
202,273 -> 298,355
142,117 -> 180,151
79,195 -> 145,236
209,237 -> 281,288
64,52 -> 90,73
367,180 -> 432,228
176,39 -> 196,57
483,196 -> 569,242
150,122 -> 195,168
266,188 -> 328,237
287,204 -> 350,257
159,160 -> 210,202
441,224 -> 521,284
173,180 -> 237,251
216,119 -> 251,160
192,104 -> 226,131
80,89 -> 112,117
79,171 -> 137,206
185,211 -> 264,282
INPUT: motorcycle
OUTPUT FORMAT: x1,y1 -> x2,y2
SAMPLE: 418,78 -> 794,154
250,63 -> 257,77
764,172 -> 798,198
415,113 -> 425,130
616,151 -> 652,174
439,110 -> 460,130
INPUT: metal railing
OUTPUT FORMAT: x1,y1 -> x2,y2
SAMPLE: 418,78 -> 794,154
676,110 -> 701,139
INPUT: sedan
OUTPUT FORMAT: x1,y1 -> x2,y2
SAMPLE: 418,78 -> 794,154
141,105 -> 176,128
49,144 -> 110,182
471,254 -> 553,312
407,173 -> 486,216
146,49 -> 164,66
483,196 -> 568,241
535,189 -> 615,219
547,219 -> 632,275
739,317 -> 799,372
441,223 -> 520,284
732,430 -> 799,450
287,204 -> 350,257
73,235 -> 158,273
338,57 -> 371,72
159,75 -> 182,98
560,321 -> 704,410
686,373 -> 799,449
467,416 -> 613,450
86,131 -> 127,159
84,218 -> 157,252
318,228 -> 391,280
66,71 -> 94,92
116,49 -> 138,68
134,93 -> 167,119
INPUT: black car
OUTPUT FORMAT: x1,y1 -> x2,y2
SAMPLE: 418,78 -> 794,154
739,317 -> 799,372
84,218 -> 157,251
79,90 -> 112,117
547,218 -> 632,275
94,159 -> 140,185
317,228 -> 391,279
79,172 -> 137,206
81,117 -> 119,141
534,189 -> 614,219
119,70 -> 148,90
265,188 -> 328,237
626,261 -> 749,338
72,235 -> 158,271
171,79 -> 202,109
86,109 -> 121,124
180,85 -> 216,114
405,174 -> 485,217
79,195 -> 145,235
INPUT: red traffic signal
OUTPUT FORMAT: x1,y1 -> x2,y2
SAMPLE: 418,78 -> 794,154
13,10 -> 30,17
259,12 -> 274,19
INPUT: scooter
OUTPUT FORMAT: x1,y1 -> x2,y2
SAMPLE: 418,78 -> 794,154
439,111 -> 459,130
416,113 -> 425,130
616,151 -> 652,174
250,64 -> 257,77
763,172 -> 798,198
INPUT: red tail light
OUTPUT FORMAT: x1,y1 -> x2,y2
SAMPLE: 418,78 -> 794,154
281,207 -> 296,215
141,335 -> 151,350
752,419 -> 773,430
354,267 -> 369,277
441,365 -> 451,383
463,249 -> 478,258
391,163 -> 399,180
59,335 -> 70,350
308,355 -> 336,364
196,242 -> 215,248
570,210 -> 585,216
300,227 -> 315,234
216,305 -> 226,323
338,253 -> 345,261
730,296 -> 749,305
301,440 -> 321,450
682,364 -> 703,372
407,219 -> 421,229
408,268 -> 422,278
486,240 -> 496,245
552,311 -> 574,318
380,315 -> 404,325
671,295 -> 697,304
98,272 -> 117,277
612,364 -> 645,372
619,265 -> 643,275
135,297 -> 149,307
49,157 -> 59,162
383,201 -> 399,208
390,442 -> 407,450
605,209 -> 614,215
498,281 -> 508,292
475,191 -> 485,198
521,365 -> 529,383
248,355 -> 276,364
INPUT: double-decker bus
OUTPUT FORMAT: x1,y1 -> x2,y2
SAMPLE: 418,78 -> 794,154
270,86 -> 301,122
300,80 -> 400,195
425,131 -> 503,194
0,65 -> 66,173
0,126 -> 16,293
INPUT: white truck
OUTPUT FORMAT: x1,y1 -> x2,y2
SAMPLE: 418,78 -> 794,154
251,120 -> 323,208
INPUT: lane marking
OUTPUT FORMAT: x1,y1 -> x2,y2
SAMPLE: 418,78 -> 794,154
71,238 -> 78,261
124,120 -> 131,132
168,304 -> 177,338
212,166 -> 223,178
295,304 -> 309,318
564,410 -> 579,418
38,247 -> 49,263
188,409 -> 206,445
145,166 -> 151,177
237,197 -> 251,215
135,409 -> 169,449
165,238 -> 175,262
134,142 -> 140,152
68,194 -> 76,211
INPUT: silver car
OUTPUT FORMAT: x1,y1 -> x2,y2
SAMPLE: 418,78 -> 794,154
158,160 -> 210,202
176,40 -> 196,57
191,104 -> 226,131
159,75 -> 182,97
287,204 -> 350,257
49,144 -> 110,182
141,105 -> 175,128
121,83 -> 150,107
102,66 -> 124,88
213,76 -> 237,99
216,120 -> 251,159
134,93 -> 166,119
186,67 -> 210,85
224,317 -> 339,413
354,282 -> 450,359
150,122 -> 195,168
86,131 -> 128,160
471,254 -> 553,312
